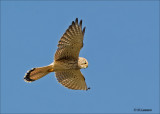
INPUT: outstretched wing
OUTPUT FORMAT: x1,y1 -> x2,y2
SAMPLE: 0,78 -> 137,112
54,18 -> 86,61
55,70 -> 89,90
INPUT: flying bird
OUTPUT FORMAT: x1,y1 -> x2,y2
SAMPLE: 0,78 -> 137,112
24,18 -> 89,90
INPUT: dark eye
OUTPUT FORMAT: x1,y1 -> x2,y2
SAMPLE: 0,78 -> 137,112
82,61 -> 86,64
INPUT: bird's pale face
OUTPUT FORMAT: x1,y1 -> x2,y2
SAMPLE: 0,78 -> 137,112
78,57 -> 88,69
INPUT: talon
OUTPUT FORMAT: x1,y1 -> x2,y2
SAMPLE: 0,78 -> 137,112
49,69 -> 54,72
86,87 -> 90,91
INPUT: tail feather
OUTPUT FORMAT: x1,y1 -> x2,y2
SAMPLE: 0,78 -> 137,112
24,65 -> 53,82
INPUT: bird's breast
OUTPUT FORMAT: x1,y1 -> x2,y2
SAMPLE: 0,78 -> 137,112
53,60 -> 79,71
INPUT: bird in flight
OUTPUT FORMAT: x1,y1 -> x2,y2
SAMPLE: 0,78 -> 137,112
24,18 -> 89,90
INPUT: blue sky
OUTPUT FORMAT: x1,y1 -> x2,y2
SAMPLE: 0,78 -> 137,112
1,1 -> 159,113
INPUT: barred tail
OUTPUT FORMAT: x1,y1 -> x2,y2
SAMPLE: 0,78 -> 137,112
24,65 -> 54,82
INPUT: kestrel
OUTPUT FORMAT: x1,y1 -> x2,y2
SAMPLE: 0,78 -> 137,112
24,18 -> 89,90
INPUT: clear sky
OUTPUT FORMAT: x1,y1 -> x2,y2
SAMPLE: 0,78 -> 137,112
1,1 -> 159,113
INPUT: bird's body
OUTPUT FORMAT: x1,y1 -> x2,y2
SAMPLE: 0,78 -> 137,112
52,57 -> 88,71
24,18 -> 89,90
53,59 -> 78,71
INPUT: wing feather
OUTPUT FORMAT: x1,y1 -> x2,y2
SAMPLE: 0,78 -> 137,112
54,18 -> 85,61
55,70 -> 88,90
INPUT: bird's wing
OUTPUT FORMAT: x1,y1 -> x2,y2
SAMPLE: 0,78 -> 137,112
54,18 -> 86,61
55,69 -> 89,90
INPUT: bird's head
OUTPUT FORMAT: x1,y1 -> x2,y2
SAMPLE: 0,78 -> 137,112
78,57 -> 88,69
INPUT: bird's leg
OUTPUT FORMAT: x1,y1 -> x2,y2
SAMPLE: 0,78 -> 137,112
48,69 -> 54,72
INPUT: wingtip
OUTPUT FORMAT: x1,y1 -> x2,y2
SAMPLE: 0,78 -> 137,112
82,27 -> 86,35
79,20 -> 82,27
86,87 -> 91,91
75,18 -> 78,23
72,21 -> 75,25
